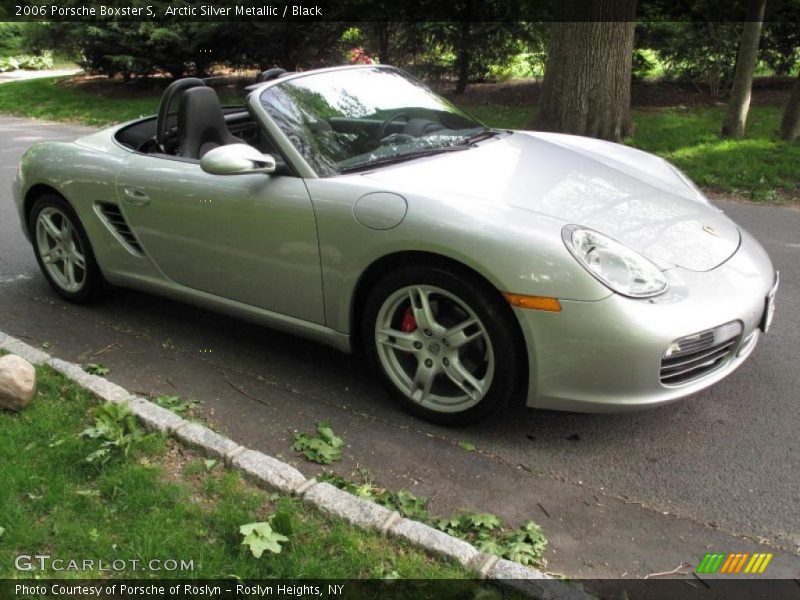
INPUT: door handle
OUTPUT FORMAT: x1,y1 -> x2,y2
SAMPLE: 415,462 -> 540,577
121,187 -> 150,207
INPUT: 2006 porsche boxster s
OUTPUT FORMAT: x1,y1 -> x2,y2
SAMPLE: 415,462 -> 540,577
13,65 -> 778,424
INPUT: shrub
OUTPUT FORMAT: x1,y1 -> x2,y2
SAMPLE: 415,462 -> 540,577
0,52 -> 53,72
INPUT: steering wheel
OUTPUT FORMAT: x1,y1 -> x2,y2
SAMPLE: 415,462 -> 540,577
376,112 -> 409,142
155,78 -> 205,153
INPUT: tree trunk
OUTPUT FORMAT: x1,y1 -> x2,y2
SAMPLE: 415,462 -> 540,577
454,21 -> 471,95
532,1 -> 637,141
721,0 -> 767,138
780,70 -> 800,141
374,22 -> 390,65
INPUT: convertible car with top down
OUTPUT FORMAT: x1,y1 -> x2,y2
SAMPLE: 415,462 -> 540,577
13,65 -> 778,424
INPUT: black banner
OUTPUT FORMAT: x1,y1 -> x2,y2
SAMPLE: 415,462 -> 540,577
2,0 -> 798,22
3,579 -> 800,600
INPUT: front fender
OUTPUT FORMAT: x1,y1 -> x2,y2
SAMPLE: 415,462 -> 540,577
304,177 -> 610,334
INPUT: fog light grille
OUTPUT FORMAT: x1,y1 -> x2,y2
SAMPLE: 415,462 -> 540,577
660,322 -> 742,385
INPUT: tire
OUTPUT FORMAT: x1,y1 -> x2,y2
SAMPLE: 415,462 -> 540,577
362,265 -> 522,425
28,193 -> 105,303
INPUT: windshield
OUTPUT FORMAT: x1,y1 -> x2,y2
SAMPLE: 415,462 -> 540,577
259,67 -> 488,176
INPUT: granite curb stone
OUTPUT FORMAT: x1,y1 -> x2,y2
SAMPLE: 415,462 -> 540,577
389,517 -> 479,567
303,481 -> 394,530
129,396 -> 186,433
173,421 -> 241,459
0,335 -> 50,365
231,448 -> 306,494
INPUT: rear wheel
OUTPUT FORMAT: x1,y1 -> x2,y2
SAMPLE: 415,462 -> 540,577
29,194 -> 104,303
363,266 -> 521,425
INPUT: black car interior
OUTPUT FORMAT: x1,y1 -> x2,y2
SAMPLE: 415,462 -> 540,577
113,69 -> 478,174
114,74 -> 284,166
177,87 -> 243,159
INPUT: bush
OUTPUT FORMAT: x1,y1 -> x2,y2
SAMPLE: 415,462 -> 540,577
487,51 -> 545,81
638,21 -> 741,94
0,52 -> 53,72
632,49 -> 657,80
0,22 -> 24,55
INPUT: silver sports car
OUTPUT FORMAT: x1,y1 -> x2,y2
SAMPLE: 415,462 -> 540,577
13,65 -> 778,424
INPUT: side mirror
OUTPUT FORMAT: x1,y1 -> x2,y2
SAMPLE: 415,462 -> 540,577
200,143 -> 276,175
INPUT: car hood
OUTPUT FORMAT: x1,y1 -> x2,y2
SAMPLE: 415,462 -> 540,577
359,131 -> 739,271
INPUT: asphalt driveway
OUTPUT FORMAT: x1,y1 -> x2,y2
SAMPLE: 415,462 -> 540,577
1,116 -> 798,578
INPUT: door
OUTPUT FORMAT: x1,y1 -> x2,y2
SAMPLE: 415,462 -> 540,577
116,153 -> 324,324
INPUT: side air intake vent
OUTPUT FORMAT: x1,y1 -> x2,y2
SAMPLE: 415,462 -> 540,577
95,202 -> 144,256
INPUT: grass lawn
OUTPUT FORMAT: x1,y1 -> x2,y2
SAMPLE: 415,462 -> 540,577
633,106 -> 799,202
0,365 -> 470,582
0,76 -> 796,202
0,77 -> 159,127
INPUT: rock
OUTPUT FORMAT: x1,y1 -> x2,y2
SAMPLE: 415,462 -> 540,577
0,354 -> 37,411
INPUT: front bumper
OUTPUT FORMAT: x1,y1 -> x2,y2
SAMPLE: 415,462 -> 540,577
517,228 -> 776,412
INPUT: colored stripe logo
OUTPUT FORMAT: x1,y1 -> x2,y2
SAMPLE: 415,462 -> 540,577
696,552 -> 773,574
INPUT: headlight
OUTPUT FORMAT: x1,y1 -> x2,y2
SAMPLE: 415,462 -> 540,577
562,225 -> 668,298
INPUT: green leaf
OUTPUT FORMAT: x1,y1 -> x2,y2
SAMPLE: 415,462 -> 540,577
0,526 -> 5,539
501,540 -> 541,565
458,441 -> 476,451
468,513 -> 502,530
80,402 -> 149,465
240,522 -> 289,558
88,528 -> 100,542
291,422 -> 344,465
316,421 -> 343,448
84,447 -> 111,464
155,394 -> 199,415
497,521 -> 548,565
435,517 -> 464,536
84,363 -> 110,376
354,483 -> 375,499
395,490 -> 428,520
204,459 -> 218,472
474,535 -> 503,556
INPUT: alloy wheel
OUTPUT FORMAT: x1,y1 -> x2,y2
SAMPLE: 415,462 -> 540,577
35,207 -> 87,293
374,284 -> 495,413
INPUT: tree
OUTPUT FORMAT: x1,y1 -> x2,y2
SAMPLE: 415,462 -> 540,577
533,1 -> 637,141
760,20 -> 800,76
419,20 -> 533,94
780,70 -> 800,141
721,0 -> 767,138
636,21 -> 741,95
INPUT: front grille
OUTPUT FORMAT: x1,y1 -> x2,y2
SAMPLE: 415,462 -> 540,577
660,322 -> 742,385
96,202 -> 144,255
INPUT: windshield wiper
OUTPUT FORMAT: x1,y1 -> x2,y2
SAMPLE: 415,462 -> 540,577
340,145 -> 470,173
459,129 -> 501,146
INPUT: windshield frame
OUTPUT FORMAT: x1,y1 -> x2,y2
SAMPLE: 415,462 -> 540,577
246,64 -> 486,179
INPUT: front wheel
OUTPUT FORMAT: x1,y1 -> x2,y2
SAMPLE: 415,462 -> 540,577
362,266 -> 522,425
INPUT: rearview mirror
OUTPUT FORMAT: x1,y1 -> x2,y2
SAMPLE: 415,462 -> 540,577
200,144 -> 276,175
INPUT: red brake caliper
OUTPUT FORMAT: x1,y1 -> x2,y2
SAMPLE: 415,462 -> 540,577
401,307 -> 417,333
